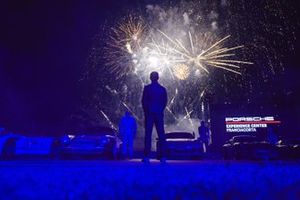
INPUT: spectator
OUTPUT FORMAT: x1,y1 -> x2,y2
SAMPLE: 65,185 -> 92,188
119,111 -> 137,159
198,121 -> 210,153
141,71 -> 168,164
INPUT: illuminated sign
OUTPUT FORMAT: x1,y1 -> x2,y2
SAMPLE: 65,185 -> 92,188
225,116 -> 281,133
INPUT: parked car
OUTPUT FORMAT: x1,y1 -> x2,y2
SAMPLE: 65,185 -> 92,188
0,133 -> 18,157
156,132 -> 203,159
59,126 -> 121,159
222,135 -> 278,160
1,133 -> 59,159
277,138 -> 300,160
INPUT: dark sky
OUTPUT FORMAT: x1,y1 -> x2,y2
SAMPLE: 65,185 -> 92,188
0,1 -> 299,134
0,1 -> 127,132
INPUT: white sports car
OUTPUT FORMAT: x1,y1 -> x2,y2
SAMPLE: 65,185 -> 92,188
0,133 -> 58,159
59,126 -> 122,159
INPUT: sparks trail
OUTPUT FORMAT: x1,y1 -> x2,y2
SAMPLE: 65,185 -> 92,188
166,88 -> 179,121
177,107 -> 193,126
185,107 -> 196,129
100,110 -> 116,130
153,31 -> 253,75
104,12 -> 252,80
105,86 -> 141,123
104,16 -> 146,77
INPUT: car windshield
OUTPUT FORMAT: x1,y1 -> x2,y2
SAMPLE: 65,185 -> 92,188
165,132 -> 194,139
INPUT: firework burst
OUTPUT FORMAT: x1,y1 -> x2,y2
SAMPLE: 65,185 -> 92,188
99,6 -> 254,128
83,0 -> 297,133
150,30 -> 253,76
104,16 -> 252,80
173,63 -> 190,80
103,15 -> 147,77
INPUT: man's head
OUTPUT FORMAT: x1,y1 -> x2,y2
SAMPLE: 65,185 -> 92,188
150,71 -> 159,82
201,121 -> 205,126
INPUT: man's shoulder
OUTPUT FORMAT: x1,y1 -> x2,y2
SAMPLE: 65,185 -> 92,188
145,83 -> 156,89
146,83 -> 167,92
159,84 -> 167,93
161,85 -> 167,91
154,83 -> 166,89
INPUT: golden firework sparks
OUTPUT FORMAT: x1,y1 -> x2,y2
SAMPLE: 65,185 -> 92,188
152,30 -> 253,75
104,15 -> 252,79
103,15 -> 147,77
173,63 -> 190,80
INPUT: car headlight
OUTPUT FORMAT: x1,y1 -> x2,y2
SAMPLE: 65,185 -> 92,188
98,137 -> 110,146
62,135 -> 75,144
68,135 -> 75,139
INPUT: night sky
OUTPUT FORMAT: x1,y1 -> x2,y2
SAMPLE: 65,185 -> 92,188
0,1 -> 300,135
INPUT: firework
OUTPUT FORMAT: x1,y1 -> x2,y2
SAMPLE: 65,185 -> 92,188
100,110 -> 117,130
84,0 -> 297,133
151,30 -> 253,76
103,15 -> 147,77
100,9 -> 254,130
105,16 -> 252,80
173,63 -> 190,80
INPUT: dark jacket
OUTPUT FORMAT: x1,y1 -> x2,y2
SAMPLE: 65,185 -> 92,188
142,82 -> 167,114
198,125 -> 209,143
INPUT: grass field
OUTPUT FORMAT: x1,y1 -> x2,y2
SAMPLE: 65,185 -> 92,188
0,160 -> 300,199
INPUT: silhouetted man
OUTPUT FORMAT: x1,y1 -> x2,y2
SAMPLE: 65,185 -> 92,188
119,111 -> 137,159
142,71 -> 168,163
198,120 -> 210,153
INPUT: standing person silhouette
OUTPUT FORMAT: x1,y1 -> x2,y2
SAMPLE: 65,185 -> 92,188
119,111 -> 137,159
142,71 -> 168,164
198,120 -> 210,153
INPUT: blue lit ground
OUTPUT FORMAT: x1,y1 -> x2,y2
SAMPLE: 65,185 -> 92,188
1,160 -> 300,199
